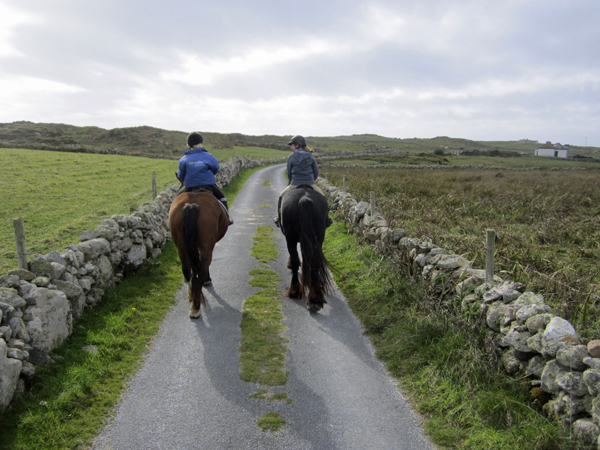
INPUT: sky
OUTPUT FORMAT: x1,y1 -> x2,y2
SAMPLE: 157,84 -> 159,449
0,0 -> 599,146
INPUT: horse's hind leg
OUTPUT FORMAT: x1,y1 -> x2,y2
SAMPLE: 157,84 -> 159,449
285,242 -> 303,299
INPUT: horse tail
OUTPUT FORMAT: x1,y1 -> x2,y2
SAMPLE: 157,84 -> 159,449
298,197 -> 333,297
182,202 -> 202,279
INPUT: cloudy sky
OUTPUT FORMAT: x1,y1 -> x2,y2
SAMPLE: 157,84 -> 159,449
1,0 -> 598,146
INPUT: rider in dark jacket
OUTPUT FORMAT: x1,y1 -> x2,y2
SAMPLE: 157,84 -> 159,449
274,135 -> 331,228
177,132 -> 233,225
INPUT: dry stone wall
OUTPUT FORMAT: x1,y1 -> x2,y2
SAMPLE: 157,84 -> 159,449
0,156 -> 284,414
320,178 -> 600,448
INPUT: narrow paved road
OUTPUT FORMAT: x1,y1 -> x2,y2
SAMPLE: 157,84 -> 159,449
92,165 -> 434,450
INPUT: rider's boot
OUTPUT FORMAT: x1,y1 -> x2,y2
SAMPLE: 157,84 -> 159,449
222,200 -> 234,225
273,196 -> 282,228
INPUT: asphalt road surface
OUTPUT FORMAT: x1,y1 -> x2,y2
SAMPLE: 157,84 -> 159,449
92,165 -> 434,450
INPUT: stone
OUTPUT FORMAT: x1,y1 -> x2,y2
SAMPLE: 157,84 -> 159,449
32,277 -> 50,287
0,288 -> 26,309
502,328 -> 533,353
588,340 -> 600,358
501,349 -> 521,374
126,244 -> 147,267
525,313 -> 554,334
79,229 -> 100,241
583,369 -> 600,396
8,317 -> 30,341
514,291 -> 546,308
25,288 -> 72,352
20,361 -> 35,378
556,345 -> 589,371
541,360 -> 569,394
555,372 -> 589,397
45,251 -> 66,266
572,419 -> 600,446
0,339 -> 23,413
516,304 -> 552,325
486,303 -> 516,333
436,254 -> 470,271
584,358 -> 600,370
7,269 -> 36,281
526,355 -> 547,378
543,316 -> 577,342
76,238 -> 111,262
0,275 -> 20,289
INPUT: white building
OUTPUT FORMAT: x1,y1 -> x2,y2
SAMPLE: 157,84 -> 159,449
535,142 -> 568,158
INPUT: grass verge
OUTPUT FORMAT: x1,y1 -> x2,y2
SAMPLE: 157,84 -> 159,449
256,412 -> 286,432
323,222 -> 582,450
239,226 -> 288,386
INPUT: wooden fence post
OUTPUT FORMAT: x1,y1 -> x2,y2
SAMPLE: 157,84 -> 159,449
152,172 -> 157,199
13,218 -> 27,270
343,175 -> 347,192
486,229 -> 496,283
370,192 -> 375,216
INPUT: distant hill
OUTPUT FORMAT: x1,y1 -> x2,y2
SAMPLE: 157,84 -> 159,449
1,121 -> 598,157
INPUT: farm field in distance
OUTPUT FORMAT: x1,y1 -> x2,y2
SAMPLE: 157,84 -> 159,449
322,163 -> 600,339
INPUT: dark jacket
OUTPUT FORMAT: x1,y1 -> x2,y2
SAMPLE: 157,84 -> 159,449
177,148 -> 219,187
287,149 -> 318,185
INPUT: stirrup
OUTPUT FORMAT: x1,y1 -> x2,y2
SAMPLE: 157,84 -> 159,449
273,217 -> 280,228
326,217 -> 333,227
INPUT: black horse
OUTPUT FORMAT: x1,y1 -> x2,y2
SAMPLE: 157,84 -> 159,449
280,186 -> 333,312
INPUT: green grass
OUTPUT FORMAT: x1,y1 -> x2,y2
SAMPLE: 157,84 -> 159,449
0,148 -> 179,274
239,226 -> 288,386
250,226 -> 279,263
256,412 -> 286,432
324,152 -> 600,169
323,222 -> 581,450
249,389 -> 293,404
323,166 -> 600,339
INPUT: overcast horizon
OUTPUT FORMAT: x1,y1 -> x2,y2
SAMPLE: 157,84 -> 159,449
1,0 -> 599,147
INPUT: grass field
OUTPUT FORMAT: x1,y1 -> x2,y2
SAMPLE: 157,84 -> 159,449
322,152 -> 600,169
0,147 -> 283,275
322,164 -> 600,339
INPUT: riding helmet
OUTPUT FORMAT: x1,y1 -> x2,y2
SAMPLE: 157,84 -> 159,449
287,135 -> 307,147
187,132 -> 204,148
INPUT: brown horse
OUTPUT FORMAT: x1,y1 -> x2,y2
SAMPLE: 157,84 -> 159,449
168,191 -> 229,318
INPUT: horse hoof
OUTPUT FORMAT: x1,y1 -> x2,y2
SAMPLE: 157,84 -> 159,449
189,310 -> 201,319
203,279 -> 212,287
307,302 -> 323,313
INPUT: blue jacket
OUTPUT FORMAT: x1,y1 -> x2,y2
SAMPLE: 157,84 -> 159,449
177,148 -> 219,187
287,149 -> 318,186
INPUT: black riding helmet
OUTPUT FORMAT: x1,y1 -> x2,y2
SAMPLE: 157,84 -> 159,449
187,132 -> 204,148
287,135 -> 307,148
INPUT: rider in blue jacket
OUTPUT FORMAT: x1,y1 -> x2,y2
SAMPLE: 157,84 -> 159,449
177,132 -> 233,225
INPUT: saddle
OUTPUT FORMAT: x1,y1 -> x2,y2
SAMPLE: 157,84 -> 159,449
186,186 -> 212,194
